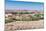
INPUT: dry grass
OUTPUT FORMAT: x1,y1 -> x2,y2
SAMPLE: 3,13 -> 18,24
5,20 -> 44,31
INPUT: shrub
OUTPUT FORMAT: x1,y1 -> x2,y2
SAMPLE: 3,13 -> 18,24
5,17 -> 16,23
19,12 -> 23,14
32,17 -> 39,21
5,18 -> 13,23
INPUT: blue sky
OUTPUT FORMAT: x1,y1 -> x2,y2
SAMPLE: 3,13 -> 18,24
5,0 -> 44,10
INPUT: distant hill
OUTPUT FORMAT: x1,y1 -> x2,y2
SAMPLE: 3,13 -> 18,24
5,10 -> 44,14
